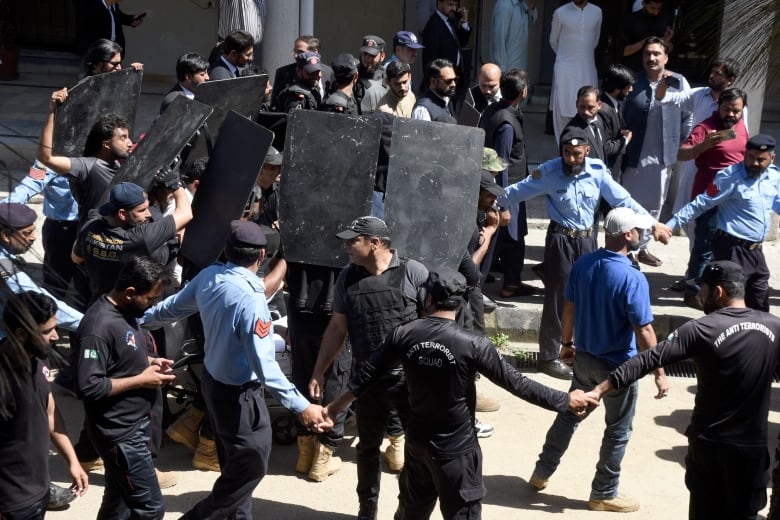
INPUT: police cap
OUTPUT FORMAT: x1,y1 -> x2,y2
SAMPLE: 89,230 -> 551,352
228,220 -> 267,248
559,127 -> 589,147
360,35 -> 386,56
331,53 -> 359,79
746,134 -> 776,152
0,203 -> 37,229
296,51 -> 323,73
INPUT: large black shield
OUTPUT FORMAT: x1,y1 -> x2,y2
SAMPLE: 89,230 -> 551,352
384,119 -> 483,270
278,110 -> 382,268
111,96 -> 213,190
185,75 -> 268,162
53,68 -> 143,156
179,111 -> 274,270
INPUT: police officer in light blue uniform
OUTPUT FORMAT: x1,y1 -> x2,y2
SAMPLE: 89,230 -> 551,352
0,203 -> 82,340
4,161 -> 81,303
142,219 -> 330,519
498,127 -> 659,381
666,134 -> 780,311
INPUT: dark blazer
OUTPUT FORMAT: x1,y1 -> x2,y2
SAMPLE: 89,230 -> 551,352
421,11 -> 470,75
160,84 -> 186,114
209,58 -> 238,81
75,0 -> 136,55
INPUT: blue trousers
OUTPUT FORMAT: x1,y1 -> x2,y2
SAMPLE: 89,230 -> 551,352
534,352 -> 638,500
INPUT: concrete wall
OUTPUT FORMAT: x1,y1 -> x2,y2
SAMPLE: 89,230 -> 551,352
122,0 -> 218,80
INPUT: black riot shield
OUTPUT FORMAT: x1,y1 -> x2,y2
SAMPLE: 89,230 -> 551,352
179,111 -> 274,270
111,96 -> 213,190
278,110 -> 382,268
384,119 -> 483,270
185,75 -> 268,163
53,68 -> 143,156
254,112 -> 287,151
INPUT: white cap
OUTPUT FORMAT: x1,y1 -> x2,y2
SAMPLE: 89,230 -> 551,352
604,207 -> 655,235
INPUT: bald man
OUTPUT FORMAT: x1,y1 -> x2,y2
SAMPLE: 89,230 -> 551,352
467,63 -> 502,113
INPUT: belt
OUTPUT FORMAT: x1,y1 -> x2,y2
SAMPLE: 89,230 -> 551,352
549,221 -> 593,239
715,229 -> 762,251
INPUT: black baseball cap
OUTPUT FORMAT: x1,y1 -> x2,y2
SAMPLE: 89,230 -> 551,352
700,260 -> 745,287
480,171 -> 505,197
360,35 -> 386,56
336,216 -> 390,240
99,182 -> 146,216
424,267 -> 468,303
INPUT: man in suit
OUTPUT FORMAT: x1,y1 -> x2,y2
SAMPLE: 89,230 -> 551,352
421,0 -> 472,91
565,86 -> 629,168
466,63 -> 502,114
209,30 -> 254,80
600,64 -> 636,175
75,0 -> 145,56
160,52 -> 210,114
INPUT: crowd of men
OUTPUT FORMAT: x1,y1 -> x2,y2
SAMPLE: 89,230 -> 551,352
2,0 -> 780,519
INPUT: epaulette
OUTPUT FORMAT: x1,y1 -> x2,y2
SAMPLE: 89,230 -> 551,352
531,168 -> 542,180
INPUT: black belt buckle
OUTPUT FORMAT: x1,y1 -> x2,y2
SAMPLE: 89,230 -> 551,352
553,223 -> 591,239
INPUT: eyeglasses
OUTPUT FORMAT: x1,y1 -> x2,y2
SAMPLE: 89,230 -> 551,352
439,77 -> 458,84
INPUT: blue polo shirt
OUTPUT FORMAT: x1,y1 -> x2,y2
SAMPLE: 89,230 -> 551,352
564,248 -> 653,367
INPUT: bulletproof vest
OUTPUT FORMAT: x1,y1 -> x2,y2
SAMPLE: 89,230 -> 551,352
279,81 -> 321,112
320,90 -> 358,115
344,258 -> 418,362
481,101 -> 527,182
415,91 -> 457,124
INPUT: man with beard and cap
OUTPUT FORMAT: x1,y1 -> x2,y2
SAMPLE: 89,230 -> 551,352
412,59 -> 457,123
321,53 -> 360,115
326,267 -> 597,519
0,292 -> 89,518
38,88 -> 134,225
355,35 -> 388,114
73,181 -> 192,299
276,51 -> 324,112
246,146 -> 283,227
587,260 -> 780,520
666,87 -> 748,309
309,216 -> 428,520
496,127 -> 671,380
530,207 -> 668,513
76,257 -> 176,519
660,134 -> 780,312
142,221 -> 331,519
0,203 -> 82,338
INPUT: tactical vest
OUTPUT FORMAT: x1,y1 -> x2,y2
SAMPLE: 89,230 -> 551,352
481,101 -> 527,182
344,258 -> 418,362
278,81 -> 321,112
415,91 -> 457,124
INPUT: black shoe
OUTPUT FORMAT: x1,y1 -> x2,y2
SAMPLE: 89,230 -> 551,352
669,279 -> 687,292
357,504 -> 377,520
47,483 -> 76,511
538,359 -> 573,380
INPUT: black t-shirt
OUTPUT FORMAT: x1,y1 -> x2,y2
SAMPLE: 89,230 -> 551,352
76,296 -> 157,442
67,156 -> 120,223
0,354 -> 49,513
610,307 -> 780,447
76,215 -> 177,295
0,355 -> 50,513
350,316 -> 569,456
622,9 -> 673,72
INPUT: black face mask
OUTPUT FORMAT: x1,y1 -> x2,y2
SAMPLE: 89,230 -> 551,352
562,162 -> 584,177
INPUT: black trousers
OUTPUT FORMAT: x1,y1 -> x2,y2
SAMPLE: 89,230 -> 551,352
396,442 -> 485,520
1,490 -> 49,520
686,436 -> 769,520
41,218 -> 79,303
538,227 -> 597,361
354,372 -> 409,514
182,371 -> 271,520
289,311 -> 351,449
711,233 -> 770,311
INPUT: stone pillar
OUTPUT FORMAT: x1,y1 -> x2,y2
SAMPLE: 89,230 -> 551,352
261,2 -> 300,79
300,0 -> 314,36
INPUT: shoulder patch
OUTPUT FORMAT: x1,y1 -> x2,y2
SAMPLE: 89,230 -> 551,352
531,168 -> 542,180
29,166 -> 46,181
254,318 -> 272,339
706,182 -> 719,197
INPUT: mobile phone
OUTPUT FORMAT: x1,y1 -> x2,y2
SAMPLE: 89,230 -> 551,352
134,12 -> 147,22
715,128 -> 737,141
664,75 -> 681,90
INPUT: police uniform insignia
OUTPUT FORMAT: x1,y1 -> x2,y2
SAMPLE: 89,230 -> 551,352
296,93 -> 304,99
531,168 -> 542,180
254,318 -> 272,338
706,181 -> 720,197
29,165 -> 46,181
